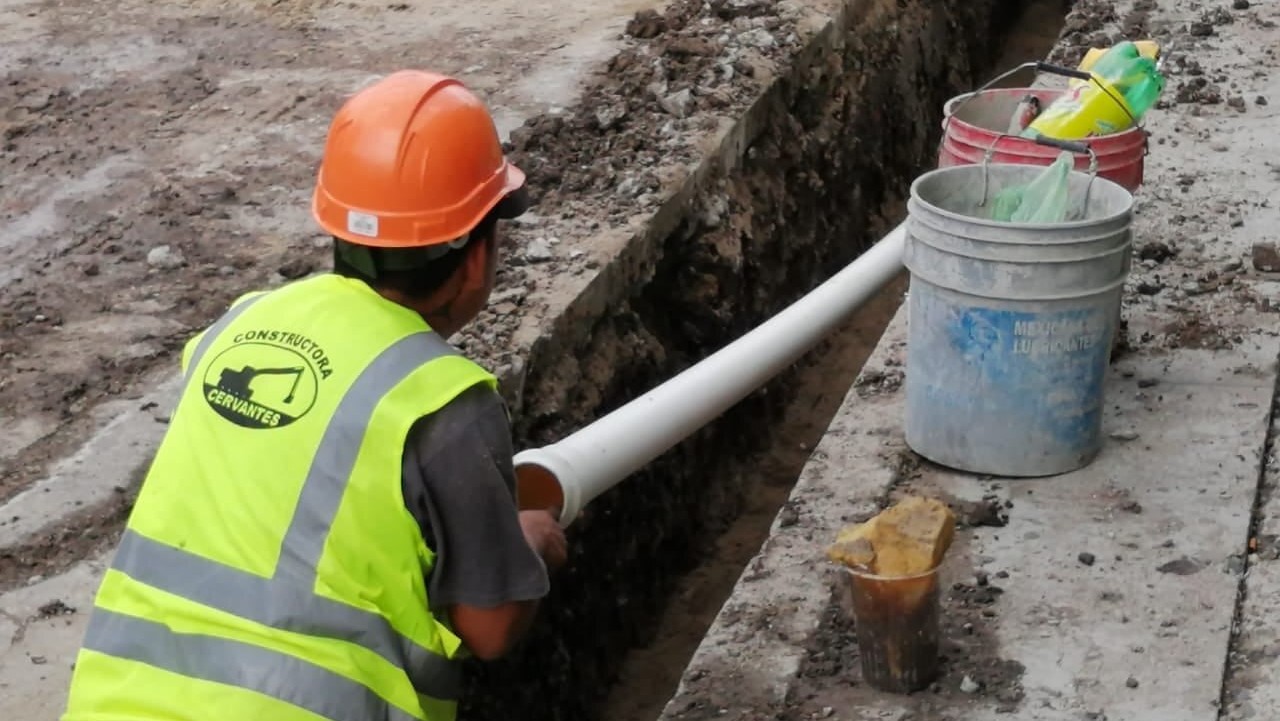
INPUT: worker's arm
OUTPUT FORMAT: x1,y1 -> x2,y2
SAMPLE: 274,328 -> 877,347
445,510 -> 566,659
401,385 -> 562,661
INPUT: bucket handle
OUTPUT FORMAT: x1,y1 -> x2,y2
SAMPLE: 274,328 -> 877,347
940,60 -> 1143,156
977,135 -> 1099,210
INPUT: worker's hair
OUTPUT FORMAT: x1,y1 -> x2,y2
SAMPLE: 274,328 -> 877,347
333,213 -> 499,299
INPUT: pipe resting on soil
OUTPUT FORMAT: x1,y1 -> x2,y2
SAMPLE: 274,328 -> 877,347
514,224 -> 907,525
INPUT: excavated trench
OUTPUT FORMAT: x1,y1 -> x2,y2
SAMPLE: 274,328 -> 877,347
460,0 -> 1069,720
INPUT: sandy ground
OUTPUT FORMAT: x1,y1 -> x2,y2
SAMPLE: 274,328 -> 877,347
0,0 -> 656,504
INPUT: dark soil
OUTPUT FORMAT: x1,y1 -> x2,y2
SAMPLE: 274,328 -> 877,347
1161,315 -> 1240,350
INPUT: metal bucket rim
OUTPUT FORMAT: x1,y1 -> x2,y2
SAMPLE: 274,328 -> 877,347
907,208 -> 1132,248
904,270 -> 1129,302
942,88 -> 1148,142
905,230 -> 1133,263
939,128 -> 1149,153
909,164 -> 1134,231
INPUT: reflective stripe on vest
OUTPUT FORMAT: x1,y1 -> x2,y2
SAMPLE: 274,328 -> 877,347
84,608 -> 419,721
84,327 -> 463,720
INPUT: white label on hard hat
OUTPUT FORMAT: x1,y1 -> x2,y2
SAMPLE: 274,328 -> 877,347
347,211 -> 379,238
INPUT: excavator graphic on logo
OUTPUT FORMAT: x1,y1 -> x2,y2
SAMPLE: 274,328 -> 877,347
203,343 -> 319,429
216,366 -> 305,405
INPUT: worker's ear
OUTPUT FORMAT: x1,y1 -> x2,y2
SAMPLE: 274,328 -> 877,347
457,229 -> 497,296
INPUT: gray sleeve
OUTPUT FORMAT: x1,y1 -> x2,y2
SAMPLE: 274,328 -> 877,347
401,383 -> 551,612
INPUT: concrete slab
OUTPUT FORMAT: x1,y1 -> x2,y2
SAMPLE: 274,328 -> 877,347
896,352 -> 1270,721
0,0 -> 664,525
0,553 -> 106,721
1224,562 -> 1280,721
660,324 -> 1279,721
1222,365 -> 1280,721
0,373 -> 180,549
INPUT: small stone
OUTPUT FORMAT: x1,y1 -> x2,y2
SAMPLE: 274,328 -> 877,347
778,505 -> 799,527
1227,554 -> 1247,574
1157,556 -> 1204,575
1110,430 -> 1140,441
146,245 -> 185,269
38,599 -> 76,617
741,27 -> 776,49
523,239 -> 554,262
1252,242 -> 1280,271
658,88 -> 693,118
1228,96 -> 1247,111
83,263 -> 100,276
1189,21 -> 1215,36
616,176 -> 643,198
1137,378 -> 1159,388
1078,552 -> 1096,566
960,675 -> 981,694
821,707 -> 834,718
1233,0 -> 1250,9
1126,676 -> 1140,688
1258,95 -> 1270,106
30,655 -> 47,665
1211,142 -> 1229,152
278,259 -> 314,280
595,105 -> 626,130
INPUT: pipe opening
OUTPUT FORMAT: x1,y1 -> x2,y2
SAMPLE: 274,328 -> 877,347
514,462 -> 567,515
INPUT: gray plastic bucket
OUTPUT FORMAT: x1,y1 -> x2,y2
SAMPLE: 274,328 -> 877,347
903,163 -> 1135,477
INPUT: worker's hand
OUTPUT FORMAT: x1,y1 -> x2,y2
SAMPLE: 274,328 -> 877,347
519,509 -> 568,571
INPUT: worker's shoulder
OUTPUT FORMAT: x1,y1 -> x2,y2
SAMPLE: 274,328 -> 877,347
409,381 -> 510,449
432,381 -> 509,425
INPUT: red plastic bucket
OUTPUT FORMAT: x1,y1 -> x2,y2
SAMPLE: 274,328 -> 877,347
938,88 -> 1147,192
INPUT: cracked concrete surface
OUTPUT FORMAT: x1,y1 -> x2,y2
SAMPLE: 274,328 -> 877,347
0,553 -> 105,718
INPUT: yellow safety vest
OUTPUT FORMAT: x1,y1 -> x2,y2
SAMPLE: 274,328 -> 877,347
61,274 -> 497,721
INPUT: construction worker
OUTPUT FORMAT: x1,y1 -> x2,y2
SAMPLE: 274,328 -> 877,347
59,70 -> 568,721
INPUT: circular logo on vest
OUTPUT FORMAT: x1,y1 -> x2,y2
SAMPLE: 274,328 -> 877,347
202,342 -> 320,429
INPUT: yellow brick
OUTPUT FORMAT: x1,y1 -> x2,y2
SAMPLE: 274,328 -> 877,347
825,495 -> 955,577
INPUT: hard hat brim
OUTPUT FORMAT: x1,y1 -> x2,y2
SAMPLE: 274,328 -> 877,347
491,163 -> 527,218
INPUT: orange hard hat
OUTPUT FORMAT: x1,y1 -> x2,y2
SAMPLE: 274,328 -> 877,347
312,70 -> 528,248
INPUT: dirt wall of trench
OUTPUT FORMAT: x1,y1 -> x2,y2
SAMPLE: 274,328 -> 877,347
459,0 -> 1027,718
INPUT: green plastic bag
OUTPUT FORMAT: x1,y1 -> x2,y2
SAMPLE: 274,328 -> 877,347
989,151 -> 1074,224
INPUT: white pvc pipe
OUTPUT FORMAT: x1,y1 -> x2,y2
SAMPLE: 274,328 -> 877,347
514,223 -> 907,526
